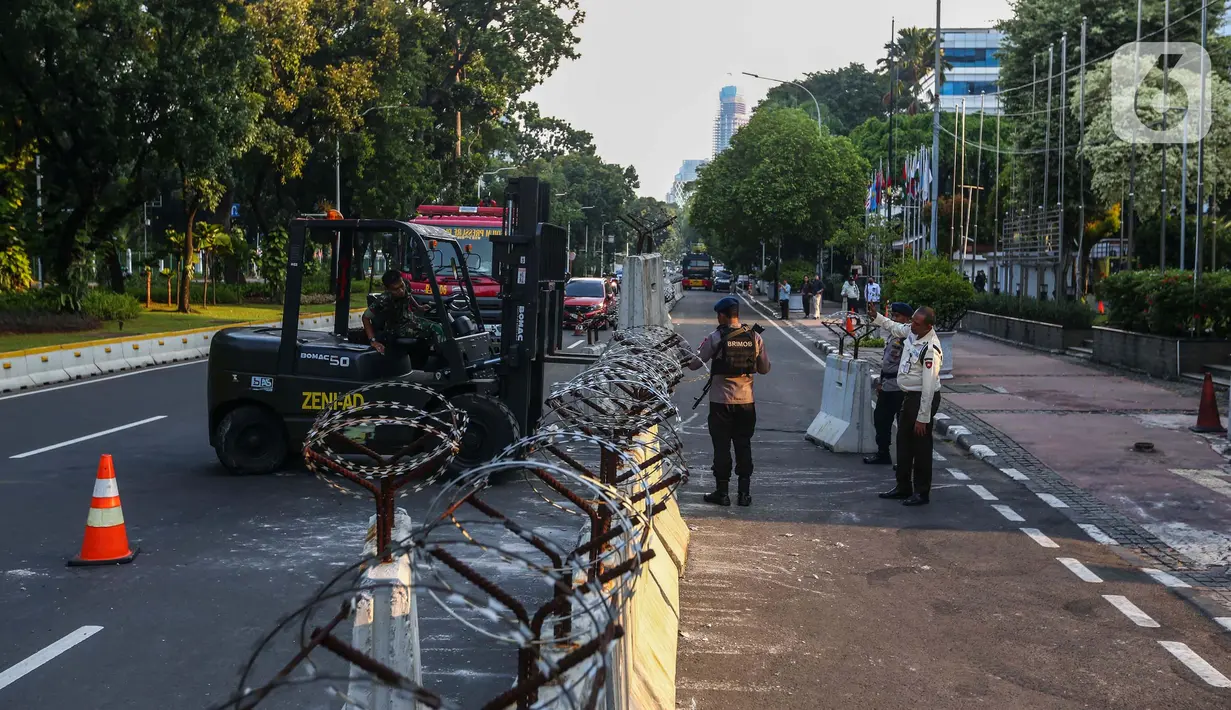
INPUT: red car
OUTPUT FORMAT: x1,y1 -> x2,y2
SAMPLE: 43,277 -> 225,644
564,277 -> 616,329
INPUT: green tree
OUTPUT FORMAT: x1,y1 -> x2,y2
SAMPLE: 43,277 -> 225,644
690,107 -> 870,279
880,27 -> 949,114
761,63 -> 884,135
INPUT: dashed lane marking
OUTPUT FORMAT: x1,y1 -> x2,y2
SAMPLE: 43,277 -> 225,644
999,467 -> 1029,481
1078,524 -> 1120,545
736,292 -> 827,367
566,339 -> 585,350
967,484 -> 998,501
946,468 -> 970,481
1169,468 -> 1231,499
1036,492 -> 1069,509
10,415 -> 168,459
1103,595 -> 1160,627
992,505 -> 1025,522
932,451 -> 946,461
1157,641 -> 1231,688
1142,568 -> 1191,589
0,626 -> 103,691
1020,528 -> 1059,548
1057,557 -> 1104,583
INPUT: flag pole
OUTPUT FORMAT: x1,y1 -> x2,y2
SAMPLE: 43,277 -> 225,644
929,0 -> 942,254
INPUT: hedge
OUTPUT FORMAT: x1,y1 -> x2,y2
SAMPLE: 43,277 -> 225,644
971,293 -> 1093,329
1095,269 -> 1231,338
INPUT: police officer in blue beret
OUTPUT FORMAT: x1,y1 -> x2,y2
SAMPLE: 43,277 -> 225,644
688,296 -> 771,507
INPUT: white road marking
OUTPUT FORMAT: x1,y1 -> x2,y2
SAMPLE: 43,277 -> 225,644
932,451 -> 946,461
1078,524 -> 1120,545
1157,641 -> 1231,688
736,293 -> 827,367
1020,528 -> 1059,548
946,468 -> 970,481
967,484 -> 998,501
566,339 -> 585,349
1215,617 -> 1231,632
999,467 -> 1029,481
992,504 -> 1025,522
1036,492 -> 1069,508
1103,595 -> 1160,627
0,359 -> 206,402
1057,557 -> 1103,583
1169,468 -> 1231,499
9,416 -> 167,459
0,625 -> 103,691
1141,568 -> 1191,588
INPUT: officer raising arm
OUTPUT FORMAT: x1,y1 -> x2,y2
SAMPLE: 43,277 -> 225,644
689,296 -> 771,507
867,303 -> 944,507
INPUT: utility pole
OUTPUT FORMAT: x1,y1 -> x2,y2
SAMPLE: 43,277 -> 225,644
1077,18 -> 1089,297
887,17 -> 897,242
1195,0 -> 1210,284
1058,33 -> 1068,298
1160,0 -> 1171,270
929,0 -> 943,254
1127,0 -> 1144,268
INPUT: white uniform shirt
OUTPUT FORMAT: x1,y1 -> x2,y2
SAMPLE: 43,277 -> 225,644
841,281 -> 860,300
871,312 -> 943,423
865,282 -> 882,303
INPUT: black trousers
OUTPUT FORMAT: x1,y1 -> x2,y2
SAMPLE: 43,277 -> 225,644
874,388 -> 904,456
708,402 -> 756,489
896,391 -> 941,495
779,299 -> 789,319
802,294 -> 813,317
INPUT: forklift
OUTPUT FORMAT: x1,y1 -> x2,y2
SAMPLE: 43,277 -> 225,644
207,177 -> 594,475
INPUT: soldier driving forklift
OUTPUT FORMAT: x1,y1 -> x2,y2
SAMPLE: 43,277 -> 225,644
208,178 -> 584,476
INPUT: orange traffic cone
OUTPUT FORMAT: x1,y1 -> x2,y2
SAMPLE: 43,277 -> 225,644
68,455 -> 138,566
1190,373 -> 1227,434
1098,300 -> 1105,315
845,316 -> 855,335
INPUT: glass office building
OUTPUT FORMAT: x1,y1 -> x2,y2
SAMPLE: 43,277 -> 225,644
938,28 -> 1003,115
712,85 -> 750,157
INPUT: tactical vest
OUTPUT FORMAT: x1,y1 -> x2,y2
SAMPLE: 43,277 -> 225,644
710,325 -> 758,377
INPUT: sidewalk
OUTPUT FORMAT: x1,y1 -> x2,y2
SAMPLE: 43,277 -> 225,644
766,303 -> 1231,597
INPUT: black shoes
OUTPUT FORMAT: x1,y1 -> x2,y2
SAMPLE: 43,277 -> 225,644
737,493 -> 752,507
878,487 -> 912,500
703,490 -> 731,506
902,493 -> 930,506
863,453 -> 892,465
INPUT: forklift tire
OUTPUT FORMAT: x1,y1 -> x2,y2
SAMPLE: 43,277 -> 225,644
447,393 -> 519,473
214,404 -> 288,475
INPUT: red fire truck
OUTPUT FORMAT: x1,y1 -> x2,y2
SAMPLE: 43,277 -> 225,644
406,204 -> 504,335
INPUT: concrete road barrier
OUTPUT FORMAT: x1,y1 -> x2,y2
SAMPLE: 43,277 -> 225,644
0,310 -> 363,394
805,352 -> 877,453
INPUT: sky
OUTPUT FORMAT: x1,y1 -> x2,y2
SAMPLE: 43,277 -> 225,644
525,0 -> 1013,200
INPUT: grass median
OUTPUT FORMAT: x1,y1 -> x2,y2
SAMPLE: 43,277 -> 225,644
0,293 -> 368,354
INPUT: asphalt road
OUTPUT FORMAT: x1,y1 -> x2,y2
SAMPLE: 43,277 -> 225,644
671,292 -> 1231,709
0,327 -> 605,709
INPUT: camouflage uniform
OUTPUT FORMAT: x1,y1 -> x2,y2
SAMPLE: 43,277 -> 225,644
366,288 -> 445,344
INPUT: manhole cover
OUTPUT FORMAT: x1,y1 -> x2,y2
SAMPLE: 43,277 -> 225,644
943,383 -> 994,393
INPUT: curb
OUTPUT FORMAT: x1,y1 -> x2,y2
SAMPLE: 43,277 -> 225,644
0,310 -> 364,394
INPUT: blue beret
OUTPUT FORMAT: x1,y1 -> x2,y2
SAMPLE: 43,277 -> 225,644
714,296 -> 740,312
890,302 -> 914,317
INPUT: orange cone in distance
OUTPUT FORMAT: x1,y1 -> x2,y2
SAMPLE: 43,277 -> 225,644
845,315 -> 855,336
1190,373 -> 1227,434
1098,300 -> 1105,315
68,454 -> 139,566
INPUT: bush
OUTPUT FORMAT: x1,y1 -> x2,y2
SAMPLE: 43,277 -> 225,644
971,293 -> 1094,329
858,335 -> 885,348
0,289 -> 101,335
81,290 -> 142,322
1094,269 -> 1231,337
884,255 -> 974,331
0,244 -> 34,292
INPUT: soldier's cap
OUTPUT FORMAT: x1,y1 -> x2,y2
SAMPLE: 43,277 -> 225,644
890,302 -> 914,317
714,296 -> 740,312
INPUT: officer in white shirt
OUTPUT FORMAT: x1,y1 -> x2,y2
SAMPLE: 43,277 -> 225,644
840,276 -> 860,312
865,277 -> 882,313
867,304 -> 944,506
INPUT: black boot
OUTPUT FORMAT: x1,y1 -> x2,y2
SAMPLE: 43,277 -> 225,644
863,453 -> 892,465
737,477 -> 752,507
704,481 -> 731,507
878,487 -> 912,500
902,493 -> 930,506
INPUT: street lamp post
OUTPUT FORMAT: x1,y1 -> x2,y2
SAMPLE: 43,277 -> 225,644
601,221 -> 613,275
580,206 -> 595,275
742,71 -> 823,137
478,166 -> 517,202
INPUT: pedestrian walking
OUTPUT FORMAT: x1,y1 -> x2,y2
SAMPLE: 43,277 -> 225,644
841,275 -> 860,313
778,280 -> 791,320
868,304 -> 944,506
864,277 -> 882,314
810,275 -> 824,318
800,277 -> 814,318
689,296 -> 771,507
863,302 -> 913,466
